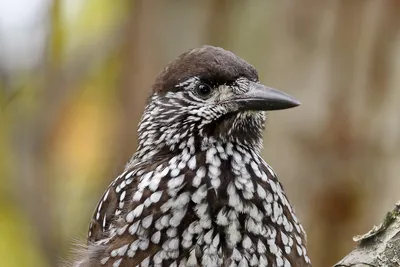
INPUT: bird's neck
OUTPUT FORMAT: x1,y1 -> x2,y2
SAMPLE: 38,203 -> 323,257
127,131 -> 263,171
128,108 -> 266,170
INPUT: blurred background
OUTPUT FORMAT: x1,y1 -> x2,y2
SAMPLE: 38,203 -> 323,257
1,1 -> 400,266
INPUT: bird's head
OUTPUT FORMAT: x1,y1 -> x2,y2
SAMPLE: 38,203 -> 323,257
135,46 -> 299,161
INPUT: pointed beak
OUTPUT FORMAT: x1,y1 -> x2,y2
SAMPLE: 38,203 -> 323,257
233,82 -> 300,111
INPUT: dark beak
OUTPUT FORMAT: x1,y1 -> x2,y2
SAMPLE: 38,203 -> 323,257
234,82 -> 300,111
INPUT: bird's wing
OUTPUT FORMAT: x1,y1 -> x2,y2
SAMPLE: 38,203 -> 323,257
83,159 -> 199,267
257,161 -> 312,266
87,165 -> 142,243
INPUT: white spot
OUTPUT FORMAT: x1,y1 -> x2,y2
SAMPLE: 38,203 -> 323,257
115,185 -> 121,193
117,224 -> 128,235
192,167 -> 206,187
117,244 -> 129,256
257,240 -> 266,253
139,239 -> 149,250
169,237 -> 179,250
216,209 -> 229,226
170,168 -> 180,177
169,156 -> 178,165
174,192 -> 190,208
266,192 -> 273,203
212,234 -> 220,247
97,201 -> 103,212
125,170 -> 135,178
270,180 -> 277,193
113,258 -> 122,267
103,189 -> 110,201
188,156 -> 196,170
169,208 -> 186,227
288,236 -> 293,247
250,254 -> 259,266
267,238 -> 278,255
206,147 -> 217,163
102,215 -> 107,228
120,191 -> 126,202
128,220 -> 140,235
226,142 -> 234,155
276,256 -> 283,267
226,216 -> 241,247
231,248 -> 242,261
232,151 -> 242,164
142,214 -> 153,229
151,231 -> 161,244
167,227 -> 177,237
100,257 -> 109,264
210,176 -> 221,189
153,251 -> 163,264
143,197 -> 152,207
242,235 -> 252,249
160,166 -> 170,177
228,183 -> 241,208
187,249 -> 198,266
150,191 -> 163,203
295,234 -> 302,245
204,229 -> 214,244
126,204 -> 144,223
208,165 -> 221,177
132,191 -> 143,202
168,174 -> 185,189
281,231 -> 288,245
259,255 -> 268,266
257,184 -> 267,199
141,256 -> 150,267
159,214 -> 170,225
296,245 -> 303,256
302,245 -> 307,257
178,159 -> 187,169
195,203 -> 208,217
266,164 -> 275,176
192,184 -> 207,204
305,256 -> 311,263
295,222 -> 302,233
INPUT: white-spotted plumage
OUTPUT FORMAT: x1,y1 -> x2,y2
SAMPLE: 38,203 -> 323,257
85,140 -> 310,267
77,46 -> 310,267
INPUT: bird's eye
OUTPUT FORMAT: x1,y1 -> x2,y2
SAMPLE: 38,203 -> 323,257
196,83 -> 212,98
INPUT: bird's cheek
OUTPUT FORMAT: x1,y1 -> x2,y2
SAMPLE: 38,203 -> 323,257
220,102 -> 241,114
216,86 -> 236,102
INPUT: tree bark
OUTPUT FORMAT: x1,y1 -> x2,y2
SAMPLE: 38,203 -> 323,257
334,203 -> 400,267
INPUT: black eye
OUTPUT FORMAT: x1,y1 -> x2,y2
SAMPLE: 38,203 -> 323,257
196,83 -> 212,98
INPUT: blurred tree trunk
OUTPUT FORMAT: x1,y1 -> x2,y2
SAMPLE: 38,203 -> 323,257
264,1 -> 400,266
114,1 -> 160,170
11,1 -> 64,265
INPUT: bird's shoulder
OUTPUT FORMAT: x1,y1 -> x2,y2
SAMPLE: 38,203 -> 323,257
87,159 -> 169,242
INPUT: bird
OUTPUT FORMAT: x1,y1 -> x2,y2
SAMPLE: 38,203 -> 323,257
72,45 -> 311,267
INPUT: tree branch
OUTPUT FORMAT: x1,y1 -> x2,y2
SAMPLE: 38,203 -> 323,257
334,202 -> 400,267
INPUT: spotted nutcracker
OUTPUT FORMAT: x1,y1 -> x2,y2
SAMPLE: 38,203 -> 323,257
73,46 -> 311,267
